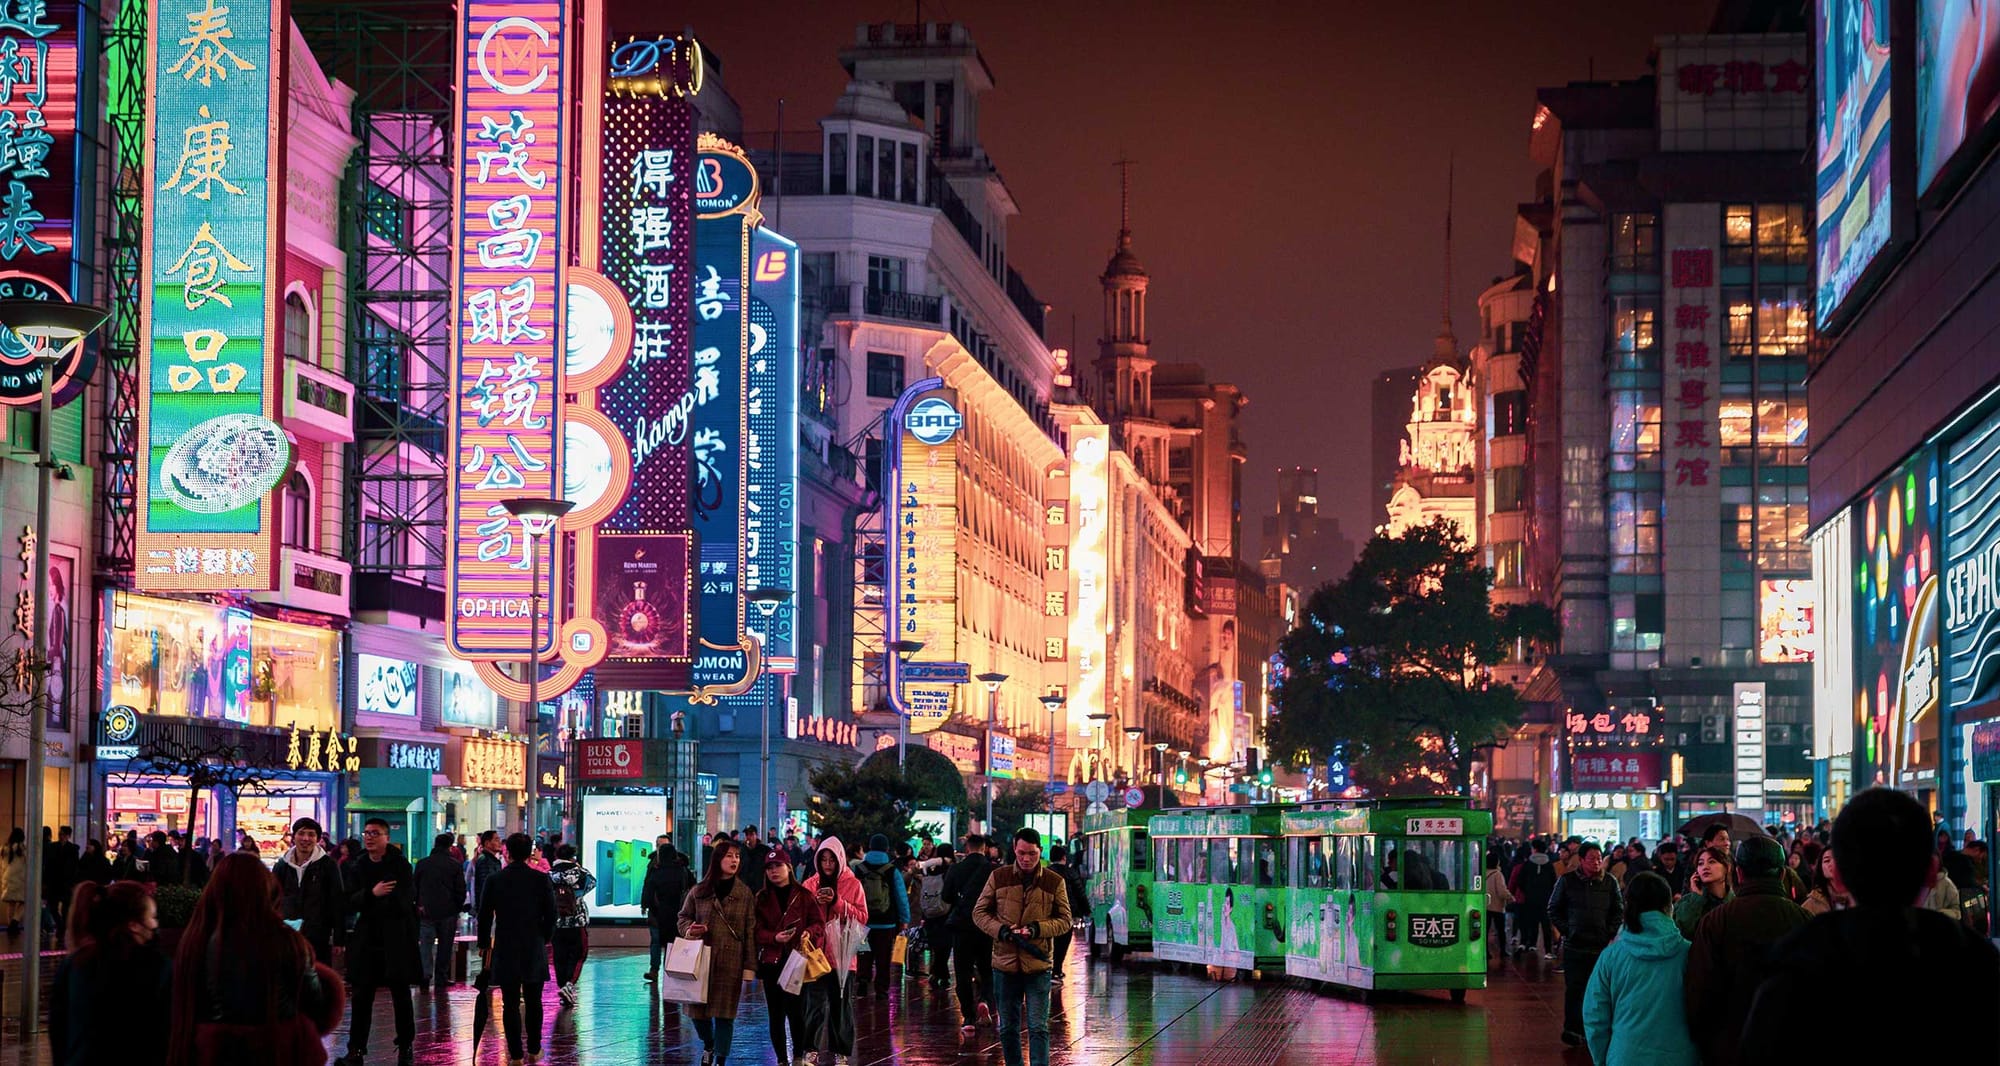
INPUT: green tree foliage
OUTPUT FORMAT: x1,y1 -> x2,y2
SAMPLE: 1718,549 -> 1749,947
863,745 -> 969,815
1268,518 -> 1556,793
986,781 -> 1052,842
808,757 -> 917,849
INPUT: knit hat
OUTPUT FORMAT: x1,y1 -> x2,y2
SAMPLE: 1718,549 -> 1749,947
867,833 -> 890,853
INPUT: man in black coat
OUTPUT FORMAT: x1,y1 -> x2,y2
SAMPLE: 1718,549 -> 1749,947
336,818 -> 421,1066
1741,788 -> 2000,1061
640,836 -> 690,982
413,832 -> 467,994
472,829 -> 504,917
1546,841 -> 1622,1047
943,832 -> 997,1031
479,833 -> 558,1065
42,825 -> 78,935
275,816 -> 345,963
739,826 -> 771,895
143,830 -> 181,886
1682,835 -> 1810,1066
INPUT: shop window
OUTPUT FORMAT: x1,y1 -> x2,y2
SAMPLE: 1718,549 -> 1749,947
104,595 -> 338,731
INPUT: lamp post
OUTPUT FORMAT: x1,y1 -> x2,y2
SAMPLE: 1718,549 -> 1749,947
889,638 -> 924,767
1039,694 -> 1065,819
748,588 -> 793,837
0,298 -> 107,1037
1123,727 -> 1145,794
1153,742 -> 1170,801
1198,757 -> 1213,805
976,672 -> 1007,832
501,496 -> 574,826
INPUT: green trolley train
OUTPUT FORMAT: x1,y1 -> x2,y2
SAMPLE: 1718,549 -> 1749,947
1081,808 -> 1152,958
1282,796 -> 1493,1000
1146,805 -> 1288,973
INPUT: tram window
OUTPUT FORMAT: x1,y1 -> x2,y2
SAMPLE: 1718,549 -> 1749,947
1381,839 -> 1401,889
1156,841 -> 1174,882
1396,839 -> 1460,891
1256,841 -> 1281,887
1178,839 -> 1206,883
1356,837 -> 1376,891
1333,836 -> 1353,891
1132,835 -> 1148,871
1214,839 -> 1238,883
1302,839 -> 1326,888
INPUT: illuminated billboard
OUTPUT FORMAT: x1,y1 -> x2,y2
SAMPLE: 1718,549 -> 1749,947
746,227 -> 800,664
447,0 -> 572,659
1068,423 -> 1111,732
1814,0 -> 1895,329
1944,406 -> 2000,717
136,0 -> 288,590
895,384 -> 961,734
591,45 -> 698,689
1758,578 -> 1815,664
1916,2 -> 2000,196
1853,448 -> 1940,790
0,1 -> 85,407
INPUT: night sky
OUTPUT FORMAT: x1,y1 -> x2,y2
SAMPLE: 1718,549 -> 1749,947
616,1 -> 1712,566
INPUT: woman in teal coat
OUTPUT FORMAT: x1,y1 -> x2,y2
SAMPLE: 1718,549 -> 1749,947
1583,872 -> 1699,1066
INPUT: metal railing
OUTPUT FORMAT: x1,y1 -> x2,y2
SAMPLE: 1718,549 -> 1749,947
864,286 -> 941,324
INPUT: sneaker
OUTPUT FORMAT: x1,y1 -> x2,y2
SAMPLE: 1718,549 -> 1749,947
834,1056 -> 850,1066
560,982 -> 579,1008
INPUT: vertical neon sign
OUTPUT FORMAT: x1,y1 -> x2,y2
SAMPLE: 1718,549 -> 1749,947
136,0 -> 286,590
746,226 -> 799,663
0,0 -> 84,406
447,0 -> 571,660
1069,424 -> 1111,734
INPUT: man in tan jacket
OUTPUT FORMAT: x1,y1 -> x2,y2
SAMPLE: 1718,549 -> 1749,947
973,828 -> 1072,1066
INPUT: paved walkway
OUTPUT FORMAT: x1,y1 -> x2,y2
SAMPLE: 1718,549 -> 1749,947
1,943 -> 1590,1064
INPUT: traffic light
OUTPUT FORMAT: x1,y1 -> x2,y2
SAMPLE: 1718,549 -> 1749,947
1174,767 -> 1188,785
1259,766 -> 1273,786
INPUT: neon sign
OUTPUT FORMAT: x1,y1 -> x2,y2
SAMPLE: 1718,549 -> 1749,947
448,0 -> 571,659
895,384 -> 961,734
1068,424 -> 1111,733
0,0 -> 82,408
136,0 -> 284,590
745,227 -> 799,663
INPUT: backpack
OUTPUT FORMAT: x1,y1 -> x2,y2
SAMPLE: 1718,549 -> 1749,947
555,874 -> 583,920
920,869 -> 949,919
858,863 -> 895,923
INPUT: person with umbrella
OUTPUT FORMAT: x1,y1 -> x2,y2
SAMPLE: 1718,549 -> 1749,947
476,832 -> 558,1066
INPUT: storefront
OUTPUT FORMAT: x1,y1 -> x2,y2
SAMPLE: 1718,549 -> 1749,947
98,592 -> 344,849
1560,790 -> 1666,846
575,737 -> 703,923
1560,705 -> 1667,844
444,733 -> 528,842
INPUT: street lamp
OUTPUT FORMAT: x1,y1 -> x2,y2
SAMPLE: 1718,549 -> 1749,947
889,638 -> 924,767
1153,741 -> 1170,800
748,588 -> 792,836
1039,694 -> 1066,819
976,671 -> 1008,832
0,298 -> 107,1037
501,496 -> 574,822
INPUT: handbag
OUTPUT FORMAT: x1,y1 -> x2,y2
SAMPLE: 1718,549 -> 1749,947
659,941 -> 710,1005
889,933 -> 908,966
796,930 -> 833,983
663,936 -> 707,978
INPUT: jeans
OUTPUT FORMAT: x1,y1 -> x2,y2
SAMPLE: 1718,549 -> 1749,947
805,972 -> 853,1056
926,916 -> 953,983
553,926 -> 587,986
418,914 -> 457,986
953,926 -> 993,1022
758,962 -> 810,1060
347,981 -> 415,1054
649,921 -> 665,974
1561,945 -> 1600,1037
992,968 -> 1053,1066
499,980 -> 545,1059
860,927 -> 898,992
692,1016 -> 736,1064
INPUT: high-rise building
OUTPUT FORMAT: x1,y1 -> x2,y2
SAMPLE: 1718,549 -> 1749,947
1517,19 -> 1815,839
1261,467 -> 1352,592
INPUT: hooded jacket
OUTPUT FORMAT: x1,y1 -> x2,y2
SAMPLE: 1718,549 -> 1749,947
273,842 -> 344,947
550,858 -> 598,929
802,837 -> 868,974
1509,851 -> 1555,908
1582,911 -> 1700,1066
852,848 -> 910,929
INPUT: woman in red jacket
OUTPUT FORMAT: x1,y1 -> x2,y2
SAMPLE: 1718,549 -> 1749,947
801,838 -> 868,1066
755,852 -> 826,1066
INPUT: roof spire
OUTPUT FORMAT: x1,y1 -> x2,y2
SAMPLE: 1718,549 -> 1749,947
1115,155 -> 1134,248
1435,153 -> 1457,362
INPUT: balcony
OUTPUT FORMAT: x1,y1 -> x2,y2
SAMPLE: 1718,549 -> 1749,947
284,357 -> 356,444
250,546 -> 351,617
864,287 -> 942,325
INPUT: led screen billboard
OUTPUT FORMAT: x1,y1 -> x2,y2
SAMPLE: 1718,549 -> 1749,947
0,1 -> 86,408
1916,1 -> 2000,196
1853,448 -> 1941,790
1814,0 -> 1895,329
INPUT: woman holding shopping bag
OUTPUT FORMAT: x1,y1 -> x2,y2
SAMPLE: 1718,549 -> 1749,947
801,837 -> 869,1066
754,851 -> 825,1066
677,839 -> 758,1066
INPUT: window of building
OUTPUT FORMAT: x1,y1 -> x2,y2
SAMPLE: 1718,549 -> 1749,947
1492,466 -> 1527,513
1757,396 -> 1807,465
828,133 -> 848,195
1722,584 -> 1755,651
855,135 -> 874,197
1755,285 -> 1810,357
1720,398 -> 1755,463
282,472 -> 312,551
358,311 -> 406,403
1492,390 -> 1528,436
1611,295 -> 1659,370
1724,286 -> 1755,359
863,437 -> 885,495
900,141 -> 919,204
1609,390 -> 1661,472
878,139 -> 897,202
867,255 -> 906,294
1610,212 -> 1658,274
1725,204 -> 1755,267
1756,496 -> 1810,572
933,80 -> 955,150
1757,204 -> 1809,266
1492,540 -> 1526,588
1610,491 -> 1662,574
1610,591 -> 1664,669
866,352 -> 904,399
362,182 -> 412,248
284,292 -> 313,365
360,514 -> 405,570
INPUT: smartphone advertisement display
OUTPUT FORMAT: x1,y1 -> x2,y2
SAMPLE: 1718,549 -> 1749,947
581,793 -> 669,922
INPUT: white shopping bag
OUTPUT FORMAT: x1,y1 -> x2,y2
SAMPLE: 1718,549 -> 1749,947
659,940 -> 710,1004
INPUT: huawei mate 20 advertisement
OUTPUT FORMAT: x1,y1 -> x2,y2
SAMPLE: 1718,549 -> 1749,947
581,794 -> 669,921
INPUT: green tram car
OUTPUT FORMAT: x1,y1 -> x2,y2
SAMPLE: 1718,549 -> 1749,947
1080,808 -> 1152,958
1146,805 -> 1289,973
1282,796 -> 1493,1000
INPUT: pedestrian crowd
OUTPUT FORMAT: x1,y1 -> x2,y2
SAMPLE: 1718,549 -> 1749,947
1487,788 -> 1999,1064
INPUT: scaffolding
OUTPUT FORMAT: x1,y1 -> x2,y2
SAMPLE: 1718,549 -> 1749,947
296,2 -> 456,604
97,0 -> 144,578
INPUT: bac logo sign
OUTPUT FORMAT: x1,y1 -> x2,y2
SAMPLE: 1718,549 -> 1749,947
907,396 -> 963,446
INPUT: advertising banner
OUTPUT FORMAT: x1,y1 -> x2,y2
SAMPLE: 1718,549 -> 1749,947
581,793 -> 667,921
893,383 -> 961,733
1567,750 -> 1664,793
1945,408 -> 2000,720
0,0 -> 87,407
1814,0 -> 1895,328
1916,2 -> 2000,196
446,0 -> 571,659
578,738 -> 645,780
745,227 -> 799,662
1852,449 -> 1941,789
137,0 -> 287,590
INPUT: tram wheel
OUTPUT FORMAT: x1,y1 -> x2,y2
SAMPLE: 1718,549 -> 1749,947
1450,988 -> 1467,1004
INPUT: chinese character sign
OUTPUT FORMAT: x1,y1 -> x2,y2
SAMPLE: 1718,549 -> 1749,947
0,0 -> 84,407
1564,751 -> 1664,792
895,385 -> 960,735
1068,425 -> 1111,732
745,227 -> 799,662
136,0 -> 284,590
448,0 -> 571,658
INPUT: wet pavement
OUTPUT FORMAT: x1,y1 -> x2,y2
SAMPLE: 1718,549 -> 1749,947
0,942 -> 1591,1064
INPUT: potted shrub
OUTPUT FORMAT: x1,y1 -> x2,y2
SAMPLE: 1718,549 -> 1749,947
152,883 -> 201,954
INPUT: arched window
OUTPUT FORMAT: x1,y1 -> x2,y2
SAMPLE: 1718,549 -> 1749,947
282,472 -> 311,551
284,292 -> 313,365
